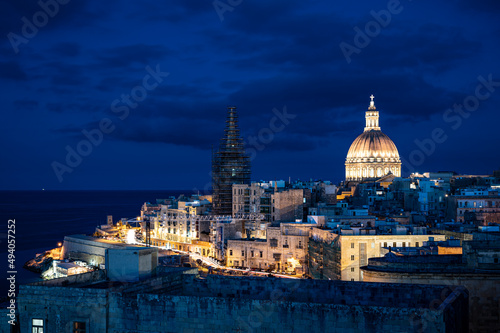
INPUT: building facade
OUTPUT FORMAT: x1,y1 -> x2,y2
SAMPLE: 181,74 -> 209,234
361,239 -> 500,333
271,189 -> 305,222
227,224 -> 310,274
309,227 -> 446,281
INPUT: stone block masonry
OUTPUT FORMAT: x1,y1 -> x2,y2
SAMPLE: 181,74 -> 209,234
17,269 -> 468,333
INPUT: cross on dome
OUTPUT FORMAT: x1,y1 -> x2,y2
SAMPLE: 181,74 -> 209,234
369,94 -> 376,109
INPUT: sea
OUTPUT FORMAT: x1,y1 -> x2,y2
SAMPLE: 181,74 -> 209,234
0,190 -> 188,296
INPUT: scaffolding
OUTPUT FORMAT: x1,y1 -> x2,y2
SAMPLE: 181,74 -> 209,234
212,106 -> 251,215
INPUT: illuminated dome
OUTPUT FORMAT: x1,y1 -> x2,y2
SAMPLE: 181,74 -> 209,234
345,95 -> 401,181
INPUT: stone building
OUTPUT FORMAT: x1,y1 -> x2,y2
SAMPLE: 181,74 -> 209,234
16,266 -> 468,332
227,223 -> 310,273
345,95 -> 401,182
232,182 -> 272,221
151,208 -> 201,246
61,234 -> 154,268
360,238 -> 500,333
271,188 -> 305,222
308,227 -> 446,281
454,190 -> 500,224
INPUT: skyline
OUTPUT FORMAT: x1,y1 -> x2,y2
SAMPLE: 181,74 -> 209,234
1,0 -> 500,190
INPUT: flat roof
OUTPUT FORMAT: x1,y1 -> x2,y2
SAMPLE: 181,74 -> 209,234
64,234 -> 146,249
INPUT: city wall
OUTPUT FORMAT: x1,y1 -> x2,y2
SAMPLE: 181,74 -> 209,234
17,272 -> 468,333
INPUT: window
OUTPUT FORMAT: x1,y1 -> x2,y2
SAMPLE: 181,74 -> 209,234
270,239 -> 278,247
73,322 -> 86,333
416,242 -> 419,247
351,278 -> 354,281
383,242 -> 387,248
229,250 -> 233,256
351,267 -> 355,272
402,242 -> 406,248
351,255 -> 355,261
251,251 -> 254,257
32,319 -> 44,333
351,243 -> 354,249
241,250 -> 245,256
260,251 -> 263,258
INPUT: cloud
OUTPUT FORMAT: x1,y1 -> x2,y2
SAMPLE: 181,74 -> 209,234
0,61 -> 27,80
13,99 -> 38,111
0,0 -> 88,41
458,0 -> 500,12
49,42 -> 80,57
94,44 -> 173,69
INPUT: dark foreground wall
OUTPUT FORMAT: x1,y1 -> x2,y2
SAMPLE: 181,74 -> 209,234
17,272 -> 468,333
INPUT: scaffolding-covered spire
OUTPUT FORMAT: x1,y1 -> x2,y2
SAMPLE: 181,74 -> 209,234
212,106 -> 251,216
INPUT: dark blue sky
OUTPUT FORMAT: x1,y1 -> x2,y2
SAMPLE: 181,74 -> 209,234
1,0 -> 499,190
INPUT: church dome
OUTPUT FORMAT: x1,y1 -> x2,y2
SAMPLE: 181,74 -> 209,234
346,130 -> 400,162
345,95 -> 401,181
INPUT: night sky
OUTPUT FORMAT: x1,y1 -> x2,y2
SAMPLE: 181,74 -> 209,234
1,0 -> 499,190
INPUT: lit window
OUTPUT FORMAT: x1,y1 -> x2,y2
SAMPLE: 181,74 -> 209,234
73,322 -> 86,333
32,319 -> 44,333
